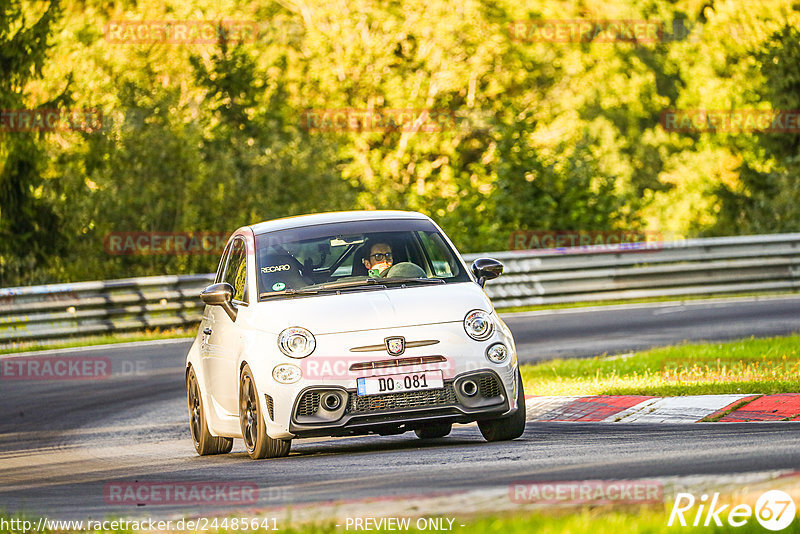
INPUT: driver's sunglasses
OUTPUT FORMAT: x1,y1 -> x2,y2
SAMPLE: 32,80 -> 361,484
370,252 -> 393,262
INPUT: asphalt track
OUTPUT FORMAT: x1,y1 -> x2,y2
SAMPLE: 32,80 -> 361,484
1,296 -> 800,521
506,295 -> 800,361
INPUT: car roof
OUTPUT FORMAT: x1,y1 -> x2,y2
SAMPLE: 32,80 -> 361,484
248,210 -> 432,236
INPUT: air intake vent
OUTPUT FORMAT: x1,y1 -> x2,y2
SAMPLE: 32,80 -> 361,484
479,375 -> 502,398
265,394 -> 275,420
348,383 -> 457,413
349,355 -> 446,371
296,391 -> 321,417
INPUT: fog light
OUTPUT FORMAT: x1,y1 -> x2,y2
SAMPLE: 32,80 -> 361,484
486,343 -> 508,364
273,364 -> 302,384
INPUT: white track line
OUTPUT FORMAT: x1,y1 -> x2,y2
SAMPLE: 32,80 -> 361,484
615,395 -> 751,423
0,337 -> 193,359
500,294 -> 800,318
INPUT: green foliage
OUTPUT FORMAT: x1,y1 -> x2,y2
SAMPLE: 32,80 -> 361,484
711,24 -> 800,235
0,0 -> 67,286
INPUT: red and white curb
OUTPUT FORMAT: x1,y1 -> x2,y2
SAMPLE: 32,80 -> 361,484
525,394 -> 800,423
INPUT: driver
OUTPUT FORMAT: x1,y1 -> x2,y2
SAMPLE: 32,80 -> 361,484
362,241 -> 393,276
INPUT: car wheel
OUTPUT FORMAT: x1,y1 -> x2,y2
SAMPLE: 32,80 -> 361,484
239,364 -> 291,460
478,369 -> 526,442
414,423 -> 452,439
187,367 -> 233,455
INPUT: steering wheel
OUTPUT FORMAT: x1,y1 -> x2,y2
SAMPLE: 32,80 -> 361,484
383,262 -> 427,278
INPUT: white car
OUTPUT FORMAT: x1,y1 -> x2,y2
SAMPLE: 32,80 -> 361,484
186,210 -> 525,459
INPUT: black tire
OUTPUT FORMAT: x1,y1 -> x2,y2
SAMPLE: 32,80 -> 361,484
187,367 -> 233,455
478,369 -> 526,442
414,423 -> 452,439
239,364 -> 291,460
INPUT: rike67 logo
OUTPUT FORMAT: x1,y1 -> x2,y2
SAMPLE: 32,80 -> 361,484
669,490 -> 796,531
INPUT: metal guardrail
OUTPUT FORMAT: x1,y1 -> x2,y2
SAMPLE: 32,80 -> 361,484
2,233 -> 799,344
468,233 -> 800,308
0,274 -> 214,344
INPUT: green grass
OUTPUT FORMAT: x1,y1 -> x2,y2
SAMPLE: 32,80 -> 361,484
3,507 -> 796,534
275,509 -> 798,534
0,328 -> 195,355
405,508 -> 797,534
498,290 -> 799,313
520,334 -> 800,396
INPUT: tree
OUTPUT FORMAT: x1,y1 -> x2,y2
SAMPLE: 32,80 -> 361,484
0,1 -> 66,286
712,25 -> 800,235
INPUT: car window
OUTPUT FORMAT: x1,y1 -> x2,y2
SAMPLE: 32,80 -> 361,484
417,231 -> 458,277
215,242 -> 232,284
223,237 -> 248,303
295,239 -> 352,271
254,219 -> 471,299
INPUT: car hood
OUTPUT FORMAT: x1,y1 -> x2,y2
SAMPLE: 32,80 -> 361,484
247,282 -> 494,335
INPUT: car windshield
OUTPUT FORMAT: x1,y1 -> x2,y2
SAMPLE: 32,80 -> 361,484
255,218 -> 470,299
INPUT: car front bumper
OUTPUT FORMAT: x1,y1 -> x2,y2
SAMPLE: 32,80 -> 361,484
287,369 -> 514,438
251,319 -> 519,440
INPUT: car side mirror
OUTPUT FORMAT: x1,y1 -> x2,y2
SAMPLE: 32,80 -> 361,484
200,282 -> 238,321
471,258 -> 504,288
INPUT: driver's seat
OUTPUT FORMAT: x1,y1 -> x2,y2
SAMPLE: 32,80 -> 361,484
351,245 -> 369,277
259,253 -> 312,293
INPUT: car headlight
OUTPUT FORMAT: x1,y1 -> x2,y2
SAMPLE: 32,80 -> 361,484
278,327 -> 316,358
486,343 -> 508,363
273,364 -> 302,384
464,310 -> 494,341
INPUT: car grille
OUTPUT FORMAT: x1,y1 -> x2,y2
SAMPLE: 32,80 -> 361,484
347,383 -> 458,414
297,391 -> 321,417
479,374 -> 503,398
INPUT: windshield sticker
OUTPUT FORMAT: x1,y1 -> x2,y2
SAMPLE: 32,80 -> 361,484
261,264 -> 290,273
272,282 -> 286,291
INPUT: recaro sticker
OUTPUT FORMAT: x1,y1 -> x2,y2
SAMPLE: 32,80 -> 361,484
261,264 -> 290,274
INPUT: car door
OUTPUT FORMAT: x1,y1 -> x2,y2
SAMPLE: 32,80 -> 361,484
199,243 -> 229,378
202,236 -> 247,416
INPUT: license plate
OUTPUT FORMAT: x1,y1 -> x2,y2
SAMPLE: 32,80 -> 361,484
356,371 -> 444,396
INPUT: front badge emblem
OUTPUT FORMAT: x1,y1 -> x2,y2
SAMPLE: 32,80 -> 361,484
385,337 -> 405,356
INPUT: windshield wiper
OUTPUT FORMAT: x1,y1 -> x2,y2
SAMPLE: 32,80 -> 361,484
315,278 -> 385,290
381,277 -> 446,285
317,277 -> 444,289
258,277 -> 443,299
258,287 -> 321,299
259,278 -> 384,299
